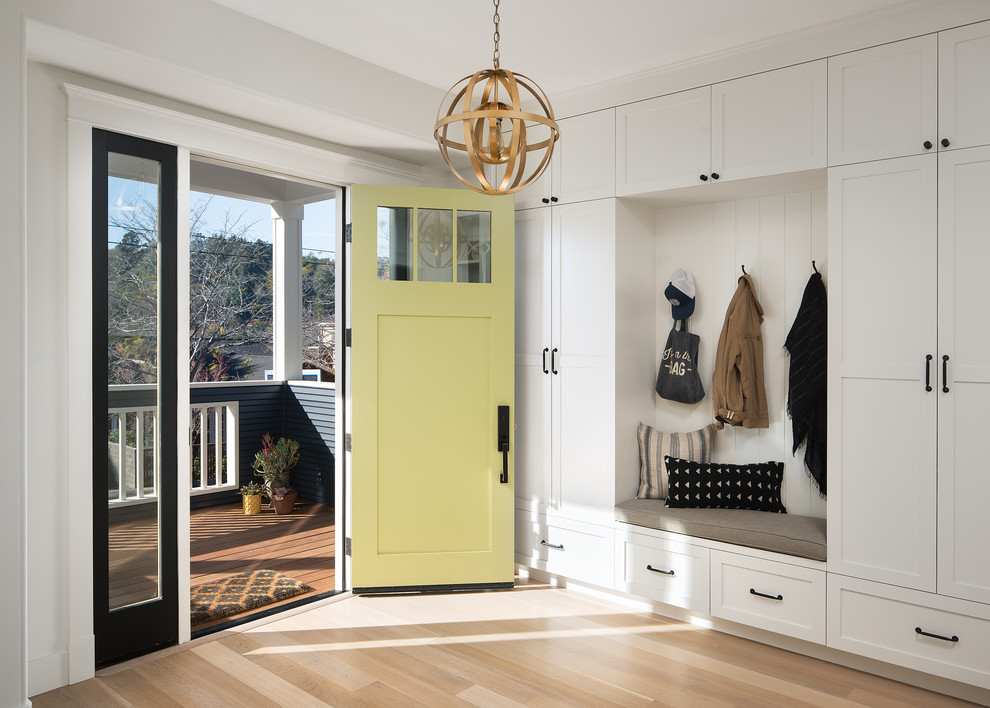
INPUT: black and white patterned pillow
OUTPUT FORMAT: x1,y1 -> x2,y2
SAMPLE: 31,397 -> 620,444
663,456 -> 787,513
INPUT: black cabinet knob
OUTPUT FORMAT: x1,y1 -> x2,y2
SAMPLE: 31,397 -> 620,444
550,196 -> 558,202
700,174 -> 709,182
541,198 -> 550,204
923,141 -> 933,150
711,172 -> 720,180
941,138 -> 950,147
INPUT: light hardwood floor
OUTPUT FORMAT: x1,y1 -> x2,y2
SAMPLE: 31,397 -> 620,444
34,580 -> 983,707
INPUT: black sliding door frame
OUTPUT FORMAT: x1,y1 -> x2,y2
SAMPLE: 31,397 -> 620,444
93,128 -> 178,667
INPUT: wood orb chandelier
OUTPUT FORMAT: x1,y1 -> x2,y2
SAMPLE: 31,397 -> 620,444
434,0 -> 559,195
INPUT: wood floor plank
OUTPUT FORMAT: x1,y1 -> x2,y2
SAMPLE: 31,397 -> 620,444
33,582 -> 987,707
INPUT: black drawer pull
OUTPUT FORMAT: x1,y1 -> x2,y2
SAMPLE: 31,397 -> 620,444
750,588 -> 783,601
542,347 -> 549,375
915,627 -> 958,643
541,540 -> 564,550
942,354 -> 950,393
646,565 -> 675,576
925,354 -> 933,392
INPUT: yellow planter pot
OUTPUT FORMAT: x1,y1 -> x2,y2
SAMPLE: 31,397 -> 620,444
242,494 -> 262,515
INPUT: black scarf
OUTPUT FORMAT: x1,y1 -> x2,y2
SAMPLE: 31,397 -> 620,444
784,272 -> 827,497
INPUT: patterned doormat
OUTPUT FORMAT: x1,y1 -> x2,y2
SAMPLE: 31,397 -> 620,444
190,569 -> 313,625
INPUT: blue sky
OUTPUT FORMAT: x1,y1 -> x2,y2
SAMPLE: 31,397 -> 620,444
108,175 -> 336,259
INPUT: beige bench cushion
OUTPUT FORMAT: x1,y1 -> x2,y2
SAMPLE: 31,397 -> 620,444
614,499 -> 826,562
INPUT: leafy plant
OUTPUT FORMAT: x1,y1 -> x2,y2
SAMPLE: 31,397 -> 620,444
238,481 -> 265,496
251,433 -> 299,501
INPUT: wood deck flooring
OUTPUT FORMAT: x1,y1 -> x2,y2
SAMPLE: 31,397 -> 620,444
34,579 -> 984,707
107,498 -> 334,628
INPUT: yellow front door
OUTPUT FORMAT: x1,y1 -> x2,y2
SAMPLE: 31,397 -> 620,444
350,185 -> 514,591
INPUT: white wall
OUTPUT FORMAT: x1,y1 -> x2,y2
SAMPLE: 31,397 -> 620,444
654,191 -> 828,518
0,2 -> 457,703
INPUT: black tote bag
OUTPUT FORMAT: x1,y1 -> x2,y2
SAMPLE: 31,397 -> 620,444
656,321 -> 705,404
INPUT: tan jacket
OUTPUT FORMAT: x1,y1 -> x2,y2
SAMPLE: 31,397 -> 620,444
712,274 -> 769,429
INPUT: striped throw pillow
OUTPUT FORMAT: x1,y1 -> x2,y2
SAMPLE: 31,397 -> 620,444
636,422 -> 716,499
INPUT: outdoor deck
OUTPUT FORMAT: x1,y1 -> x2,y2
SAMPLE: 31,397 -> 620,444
108,498 -> 335,629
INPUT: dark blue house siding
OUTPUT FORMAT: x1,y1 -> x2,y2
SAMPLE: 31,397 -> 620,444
285,383 -> 335,507
190,383 -> 283,509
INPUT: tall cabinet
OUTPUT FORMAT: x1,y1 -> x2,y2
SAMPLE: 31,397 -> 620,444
827,22 -> 990,688
513,109 -> 656,589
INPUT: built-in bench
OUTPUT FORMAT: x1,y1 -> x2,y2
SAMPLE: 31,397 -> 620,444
614,499 -> 827,562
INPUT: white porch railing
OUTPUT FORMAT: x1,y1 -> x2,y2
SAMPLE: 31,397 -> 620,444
107,407 -> 158,504
107,399 -> 240,505
190,402 -> 239,494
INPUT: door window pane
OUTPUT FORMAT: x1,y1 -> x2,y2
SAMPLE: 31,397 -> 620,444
107,151 -> 162,610
457,211 -> 492,283
378,206 -> 413,281
417,208 -> 454,282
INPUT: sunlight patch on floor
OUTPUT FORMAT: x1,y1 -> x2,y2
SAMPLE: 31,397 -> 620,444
245,617 -> 703,655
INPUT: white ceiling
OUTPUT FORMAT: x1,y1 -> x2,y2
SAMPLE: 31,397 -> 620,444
208,0 -> 924,96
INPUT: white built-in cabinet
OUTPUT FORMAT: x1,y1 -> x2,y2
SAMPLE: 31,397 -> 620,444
510,15 -> 990,695
829,22 -> 990,166
827,24 -> 990,684
616,60 -> 826,195
513,109 -> 616,210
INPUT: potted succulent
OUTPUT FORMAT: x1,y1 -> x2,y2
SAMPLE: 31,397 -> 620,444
251,433 -> 300,515
238,481 -> 265,515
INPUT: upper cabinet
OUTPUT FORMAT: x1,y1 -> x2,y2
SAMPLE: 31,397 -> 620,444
828,35 -> 938,165
939,21 -> 990,154
616,61 -> 826,195
616,86 -> 711,194
515,108 -> 616,210
829,20 -> 990,166
711,60 -> 827,181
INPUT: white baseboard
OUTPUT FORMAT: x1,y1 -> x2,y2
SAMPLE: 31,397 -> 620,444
27,652 -> 66,698
67,634 -> 94,685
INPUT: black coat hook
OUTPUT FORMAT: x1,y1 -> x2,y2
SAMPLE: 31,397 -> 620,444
741,265 -> 747,275
812,260 -> 819,274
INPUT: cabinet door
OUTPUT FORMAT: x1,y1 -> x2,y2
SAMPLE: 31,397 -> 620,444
827,156 -> 937,591
551,201 -> 615,522
828,35 -> 937,166
939,21 -> 990,152
937,147 -> 990,605
512,167 -> 552,211
712,60 -> 826,181
551,109 -> 615,204
616,87 -> 711,195
514,209 -> 552,512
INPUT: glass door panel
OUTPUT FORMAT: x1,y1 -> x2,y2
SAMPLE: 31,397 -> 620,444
106,152 -> 162,610
94,129 -> 178,667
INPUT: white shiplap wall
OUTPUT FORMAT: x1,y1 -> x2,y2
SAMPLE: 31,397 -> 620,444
654,190 -> 827,518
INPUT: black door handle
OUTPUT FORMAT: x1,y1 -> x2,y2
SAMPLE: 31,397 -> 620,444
551,348 -> 558,375
542,347 -> 549,374
916,626 -> 958,642
497,405 -> 510,483
646,565 -> 675,576
750,588 -> 783,601
942,355 -> 950,393
541,540 -> 564,550
925,354 -> 933,392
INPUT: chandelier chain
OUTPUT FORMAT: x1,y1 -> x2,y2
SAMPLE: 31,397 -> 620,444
492,0 -> 500,69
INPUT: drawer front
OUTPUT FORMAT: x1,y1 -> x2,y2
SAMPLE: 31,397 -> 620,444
617,534 -> 709,613
828,575 -> 990,689
543,522 -> 614,589
514,514 -> 549,566
711,550 -> 825,644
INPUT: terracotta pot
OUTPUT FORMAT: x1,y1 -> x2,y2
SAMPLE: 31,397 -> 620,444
242,494 -> 262,515
272,490 -> 298,515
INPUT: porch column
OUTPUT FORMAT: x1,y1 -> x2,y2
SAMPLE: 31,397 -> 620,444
272,203 -> 303,381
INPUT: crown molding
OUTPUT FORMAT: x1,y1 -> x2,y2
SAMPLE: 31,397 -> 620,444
553,0 -> 987,119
